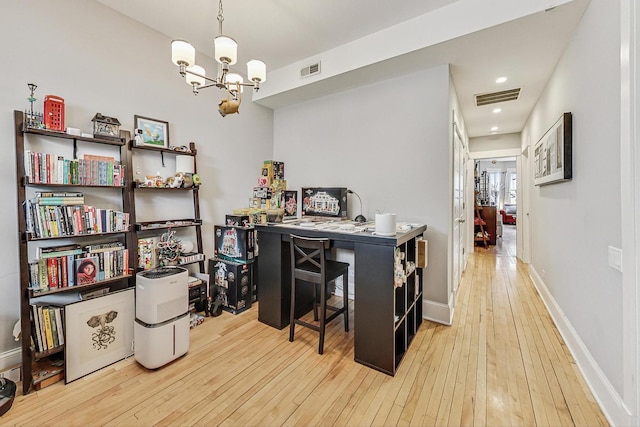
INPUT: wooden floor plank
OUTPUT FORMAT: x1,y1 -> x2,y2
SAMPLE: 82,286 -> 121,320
2,251 -> 609,427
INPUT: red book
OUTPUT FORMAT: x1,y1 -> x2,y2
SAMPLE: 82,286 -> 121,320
60,256 -> 68,287
47,258 -> 58,289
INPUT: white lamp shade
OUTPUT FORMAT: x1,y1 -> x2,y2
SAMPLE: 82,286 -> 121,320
171,40 -> 195,67
186,65 -> 205,86
214,36 -> 237,65
176,155 -> 195,174
247,59 -> 266,83
225,73 -> 244,93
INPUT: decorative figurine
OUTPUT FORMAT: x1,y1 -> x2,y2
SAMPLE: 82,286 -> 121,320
25,83 -> 44,129
91,113 -> 121,139
156,230 -> 182,266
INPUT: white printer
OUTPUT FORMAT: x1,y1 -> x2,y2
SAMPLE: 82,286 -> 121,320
134,266 -> 189,369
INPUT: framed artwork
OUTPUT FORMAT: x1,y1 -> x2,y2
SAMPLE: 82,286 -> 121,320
76,256 -> 98,285
134,115 -> 170,148
534,112 -> 572,186
65,288 -> 134,383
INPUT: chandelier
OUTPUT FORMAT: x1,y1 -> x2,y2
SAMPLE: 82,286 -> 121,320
170,0 -> 267,117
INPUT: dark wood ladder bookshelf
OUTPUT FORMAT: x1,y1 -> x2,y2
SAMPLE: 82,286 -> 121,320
128,141 -> 207,311
14,110 -> 135,394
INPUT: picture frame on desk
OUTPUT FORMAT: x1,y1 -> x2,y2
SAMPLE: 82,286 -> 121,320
134,115 -> 169,148
64,288 -> 134,383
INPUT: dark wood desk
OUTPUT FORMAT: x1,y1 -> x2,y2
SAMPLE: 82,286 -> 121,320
256,222 -> 426,375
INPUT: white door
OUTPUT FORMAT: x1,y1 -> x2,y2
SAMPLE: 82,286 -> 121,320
452,122 -> 465,296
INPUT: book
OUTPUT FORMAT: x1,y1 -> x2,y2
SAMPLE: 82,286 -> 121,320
54,307 -> 64,346
42,307 -> 54,350
76,256 -> 98,285
36,306 -> 47,351
31,305 -> 44,353
48,307 -> 59,348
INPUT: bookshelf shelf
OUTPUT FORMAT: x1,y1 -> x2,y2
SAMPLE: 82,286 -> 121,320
30,274 -> 133,298
132,183 -> 200,191
33,345 -> 64,361
129,140 -> 196,156
135,218 -> 202,231
24,229 -> 130,242
14,110 -> 135,395
24,126 -> 125,146
22,179 -> 126,189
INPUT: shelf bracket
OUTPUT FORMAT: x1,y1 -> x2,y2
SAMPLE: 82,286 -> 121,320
160,151 -> 165,168
73,139 -> 78,160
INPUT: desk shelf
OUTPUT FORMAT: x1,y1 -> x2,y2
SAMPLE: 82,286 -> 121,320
256,224 -> 425,376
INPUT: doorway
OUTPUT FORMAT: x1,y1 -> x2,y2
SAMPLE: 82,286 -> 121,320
473,157 -> 517,256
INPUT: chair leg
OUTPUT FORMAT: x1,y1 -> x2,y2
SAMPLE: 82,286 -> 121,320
318,282 -> 327,355
343,274 -> 349,332
313,287 -> 319,321
289,278 -> 296,343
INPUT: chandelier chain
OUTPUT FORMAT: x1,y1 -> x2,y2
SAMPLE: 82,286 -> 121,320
217,0 -> 224,28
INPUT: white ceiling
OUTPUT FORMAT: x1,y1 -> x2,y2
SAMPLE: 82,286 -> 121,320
96,0 -> 589,138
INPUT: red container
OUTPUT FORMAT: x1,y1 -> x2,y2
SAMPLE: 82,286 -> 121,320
44,95 -> 65,131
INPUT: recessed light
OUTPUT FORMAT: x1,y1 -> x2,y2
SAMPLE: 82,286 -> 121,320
491,126 -> 498,131
492,108 -> 502,113
496,77 -> 507,83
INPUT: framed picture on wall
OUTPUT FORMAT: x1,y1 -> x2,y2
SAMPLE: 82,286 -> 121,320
134,115 -> 170,148
533,112 -> 572,186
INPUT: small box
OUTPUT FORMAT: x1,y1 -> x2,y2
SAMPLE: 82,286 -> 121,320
282,190 -> 298,217
44,95 -> 65,131
301,187 -> 348,218
214,225 -> 256,263
226,214 -> 250,227
209,259 -> 253,314
264,160 -> 285,180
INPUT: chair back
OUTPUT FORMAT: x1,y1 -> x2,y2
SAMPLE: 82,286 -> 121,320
290,234 -> 330,284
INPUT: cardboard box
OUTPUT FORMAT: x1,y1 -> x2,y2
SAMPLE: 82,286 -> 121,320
226,215 -> 251,227
301,187 -> 348,218
417,239 -> 428,268
282,190 -> 298,217
209,258 -> 253,314
214,225 -> 256,263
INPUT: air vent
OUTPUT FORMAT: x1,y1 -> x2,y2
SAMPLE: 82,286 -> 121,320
300,61 -> 321,79
475,88 -> 521,106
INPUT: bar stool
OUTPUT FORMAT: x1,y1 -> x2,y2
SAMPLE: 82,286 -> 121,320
289,234 -> 350,354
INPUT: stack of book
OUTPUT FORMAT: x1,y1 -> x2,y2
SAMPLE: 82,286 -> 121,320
23,150 -> 125,186
35,191 -> 84,206
24,199 -> 130,238
30,304 -> 64,353
29,243 -> 129,293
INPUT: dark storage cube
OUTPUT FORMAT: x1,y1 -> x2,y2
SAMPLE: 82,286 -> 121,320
209,258 -> 253,315
214,225 -> 256,264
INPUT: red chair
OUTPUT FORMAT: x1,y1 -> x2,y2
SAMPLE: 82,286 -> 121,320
500,204 -> 516,225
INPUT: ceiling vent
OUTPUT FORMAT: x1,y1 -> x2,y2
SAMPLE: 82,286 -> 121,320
475,88 -> 521,106
300,61 -> 321,79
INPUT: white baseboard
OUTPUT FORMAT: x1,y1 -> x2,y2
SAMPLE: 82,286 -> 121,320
422,297 -> 453,325
529,265 -> 631,427
0,347 -> 21,371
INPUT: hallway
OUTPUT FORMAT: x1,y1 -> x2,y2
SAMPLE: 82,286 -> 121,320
452,251 -> 607,425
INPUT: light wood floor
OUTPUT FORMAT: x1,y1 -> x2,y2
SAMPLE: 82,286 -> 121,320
1,253 -> 608,427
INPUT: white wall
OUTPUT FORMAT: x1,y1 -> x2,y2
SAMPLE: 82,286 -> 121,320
469,132 -> 521,152
522,0 -> 624,422
273,65 -> 452,314
0,0 -> 273,364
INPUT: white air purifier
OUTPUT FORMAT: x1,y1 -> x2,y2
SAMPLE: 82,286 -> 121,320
134,266 -> 189,369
